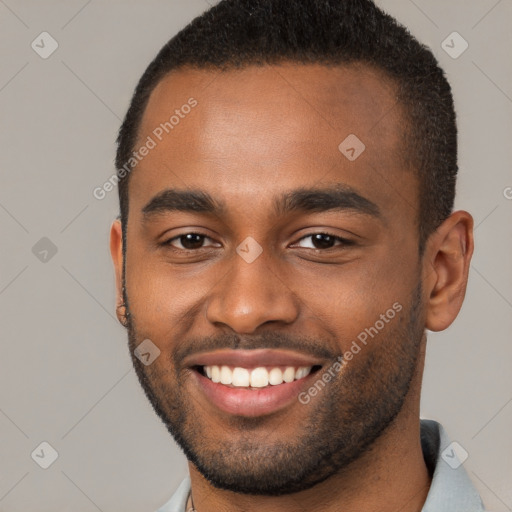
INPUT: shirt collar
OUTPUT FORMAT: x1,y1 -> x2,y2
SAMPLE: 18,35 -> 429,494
420,419 -> 486,511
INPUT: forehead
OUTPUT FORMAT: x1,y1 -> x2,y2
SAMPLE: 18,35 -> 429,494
129,63 -> 416,223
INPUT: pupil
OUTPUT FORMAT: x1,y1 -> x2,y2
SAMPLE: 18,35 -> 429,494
313,233 -> 334,249
182,233 -> 204,249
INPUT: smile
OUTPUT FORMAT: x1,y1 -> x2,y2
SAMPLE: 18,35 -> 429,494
185,348 -> 327,416
200,364 -> 316,388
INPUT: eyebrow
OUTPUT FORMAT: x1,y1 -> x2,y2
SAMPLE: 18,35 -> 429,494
141,184 -> 381,222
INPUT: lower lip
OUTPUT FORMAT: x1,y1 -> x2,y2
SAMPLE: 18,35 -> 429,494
192,368 -> 320,417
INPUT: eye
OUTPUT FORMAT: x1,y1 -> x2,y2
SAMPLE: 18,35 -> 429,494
162,231 -> 353,252
293,232 -> 354,250
163,232 -> 220,251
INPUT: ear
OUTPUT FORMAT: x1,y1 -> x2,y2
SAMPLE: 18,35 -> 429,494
422,210 -> 474,332
110,218 -> 127,327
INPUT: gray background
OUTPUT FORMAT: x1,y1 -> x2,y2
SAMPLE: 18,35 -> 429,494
0,0 -> 511,510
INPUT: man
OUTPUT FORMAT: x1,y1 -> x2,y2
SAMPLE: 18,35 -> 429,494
109,0 -> 486,510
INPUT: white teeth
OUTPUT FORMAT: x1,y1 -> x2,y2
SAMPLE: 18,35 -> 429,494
283,367 -> 295,383
295,366 -> 312,380
220,365 -> 232,385
250,367 -> 269,387
203,365 -> 314,387
268,367 -> 283,385
211,365 -> 221,383
232,367 -> 250,386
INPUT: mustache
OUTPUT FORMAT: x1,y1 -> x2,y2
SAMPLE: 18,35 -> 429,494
172,331 -> 338,368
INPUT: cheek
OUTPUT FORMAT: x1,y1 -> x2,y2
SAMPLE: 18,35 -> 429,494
293,260 -> 412,349
124,254 -> 215,336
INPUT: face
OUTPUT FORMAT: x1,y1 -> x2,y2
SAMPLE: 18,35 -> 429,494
115,63 -> 428,494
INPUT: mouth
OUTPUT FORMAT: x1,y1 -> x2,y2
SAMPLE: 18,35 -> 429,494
184,348 -> 330,417
194,364 -> 322,388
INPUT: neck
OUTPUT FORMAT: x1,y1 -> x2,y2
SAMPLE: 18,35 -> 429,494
187,347 -> 430,512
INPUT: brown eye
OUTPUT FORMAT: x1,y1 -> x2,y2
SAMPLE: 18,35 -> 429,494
179,233 -> 206,249
164,233 -> 219,250
294,232 -> 353,250
310,233 -> 336,249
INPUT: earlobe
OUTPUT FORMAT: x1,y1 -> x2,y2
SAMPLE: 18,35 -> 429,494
424,211 -> 474,332
116,303 -> 128,328
110,219 -> 127,328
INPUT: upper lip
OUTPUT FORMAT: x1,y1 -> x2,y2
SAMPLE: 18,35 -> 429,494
184,348 -> 326,369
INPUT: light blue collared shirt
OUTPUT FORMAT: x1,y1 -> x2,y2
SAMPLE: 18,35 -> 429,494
155,419 -> 486,511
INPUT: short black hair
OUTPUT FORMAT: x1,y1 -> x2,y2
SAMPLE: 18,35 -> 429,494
115,0 -> 457,254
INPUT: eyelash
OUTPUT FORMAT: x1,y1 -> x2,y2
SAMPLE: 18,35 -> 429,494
161,231 -> 354,251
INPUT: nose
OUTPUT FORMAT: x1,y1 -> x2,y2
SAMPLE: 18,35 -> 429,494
205,248 -> 300,334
